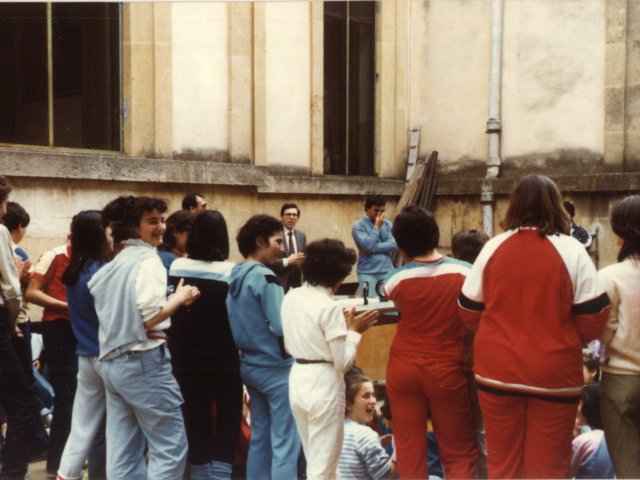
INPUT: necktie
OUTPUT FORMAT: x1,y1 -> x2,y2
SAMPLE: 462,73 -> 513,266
288,231 -> 295,254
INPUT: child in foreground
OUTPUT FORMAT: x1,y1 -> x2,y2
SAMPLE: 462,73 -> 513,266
339,368 -> 396,480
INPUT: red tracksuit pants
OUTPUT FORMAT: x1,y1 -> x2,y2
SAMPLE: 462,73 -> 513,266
478,389 -> 578,478
387,353 -> 477,479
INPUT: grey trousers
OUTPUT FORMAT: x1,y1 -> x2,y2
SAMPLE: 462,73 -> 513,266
601,372 -> 640,479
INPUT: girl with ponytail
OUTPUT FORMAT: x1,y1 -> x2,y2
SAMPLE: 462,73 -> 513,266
58,210 -> 112,480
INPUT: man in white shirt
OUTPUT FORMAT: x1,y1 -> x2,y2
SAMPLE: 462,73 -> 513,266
269,203 -> 307,292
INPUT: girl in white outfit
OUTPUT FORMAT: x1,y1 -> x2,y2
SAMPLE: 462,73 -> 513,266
281,238 -> 378,480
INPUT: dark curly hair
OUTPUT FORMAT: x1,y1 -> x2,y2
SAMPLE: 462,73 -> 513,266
3,202 -> 30,232
364,194 -> 386,210
452,229 -> 489,264
236,214 -> 282,258
103,196 -> 168,244
302,238 -> 356,288
161,210 -> 194,251
392,205 -> 439,258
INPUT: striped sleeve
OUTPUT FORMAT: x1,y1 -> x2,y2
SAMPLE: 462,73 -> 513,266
340,422 -> 390,480
549,235 -> 610,343
359,428 -> 391,480
459,235 -> 501,330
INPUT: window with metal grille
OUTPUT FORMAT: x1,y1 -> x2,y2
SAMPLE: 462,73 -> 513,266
324,1 -> 375,176
0,3 -> 121,151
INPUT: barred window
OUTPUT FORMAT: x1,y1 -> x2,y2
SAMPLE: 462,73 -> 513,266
0,3 -> 121,151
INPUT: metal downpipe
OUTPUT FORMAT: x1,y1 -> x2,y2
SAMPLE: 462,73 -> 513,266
483,0 -> 504,238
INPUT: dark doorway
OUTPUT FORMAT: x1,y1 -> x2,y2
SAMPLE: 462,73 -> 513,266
324,1 -> 375,176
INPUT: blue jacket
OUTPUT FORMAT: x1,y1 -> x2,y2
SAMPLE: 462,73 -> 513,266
67,260 -> 105,356
226,261 -> 292,368
352,215 -> 396,274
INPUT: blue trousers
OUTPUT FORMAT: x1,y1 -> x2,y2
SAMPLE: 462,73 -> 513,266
240,363 -> 300,480
100,345 -> 187,480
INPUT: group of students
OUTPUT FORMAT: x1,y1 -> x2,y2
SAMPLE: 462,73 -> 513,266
1,172 -> 640,479
377,174 -> 639,480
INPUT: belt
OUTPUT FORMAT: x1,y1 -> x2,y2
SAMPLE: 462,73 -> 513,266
296,358 -> 331,365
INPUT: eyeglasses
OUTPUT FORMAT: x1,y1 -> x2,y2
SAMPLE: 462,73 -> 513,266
283,213 -> 298,217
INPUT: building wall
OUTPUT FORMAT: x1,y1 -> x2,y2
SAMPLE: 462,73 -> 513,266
3,1 -> 634,258
409,0 -> 491,171
4,0 -> 640,373
501,0 -> 605,170
410,0 -> 629,273
172,3 -> 229,158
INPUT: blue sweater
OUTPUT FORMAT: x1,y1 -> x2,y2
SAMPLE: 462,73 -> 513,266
226,261 -> 292,368
88,244 -> 157,360
67,260 -> 105,356
352,215 -> 396,274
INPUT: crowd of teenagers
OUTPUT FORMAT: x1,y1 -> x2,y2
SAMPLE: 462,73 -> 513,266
0,173 -> 639,480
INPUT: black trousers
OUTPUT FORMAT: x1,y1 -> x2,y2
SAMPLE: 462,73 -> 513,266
41,319 -> 78,472
172,353 -> 243,466
0,311 -> 42,478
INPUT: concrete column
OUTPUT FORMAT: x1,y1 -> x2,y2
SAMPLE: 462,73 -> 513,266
229,3 -> 254,164
122,3 -> 156,156
153,3 -> 173,158
375,0 -> 410,180
253,3 -> 267,167
623,0 -> 640,170
310,2 -> 324,175
375,1 -> 396,178
263,2 -> 311,171
605,0 -> 627,168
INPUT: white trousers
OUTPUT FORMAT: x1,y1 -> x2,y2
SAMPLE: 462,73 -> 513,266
57,355 -> 106,480
289,363 -> 344,480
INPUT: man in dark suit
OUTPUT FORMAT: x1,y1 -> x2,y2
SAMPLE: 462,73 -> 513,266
268,203 -> 307,292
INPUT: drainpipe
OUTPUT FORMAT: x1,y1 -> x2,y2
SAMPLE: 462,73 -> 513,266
482,0 -> 504,238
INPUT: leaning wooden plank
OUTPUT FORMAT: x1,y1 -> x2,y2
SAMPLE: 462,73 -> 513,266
391,154 -> 429,266
422,151 -> 439,211
396,156 -> 427,214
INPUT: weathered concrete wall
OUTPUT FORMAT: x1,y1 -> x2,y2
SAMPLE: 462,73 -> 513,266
9,174 -> 399,292
432,187 -> 628,271
120,2 -> 411,178
409,0 -> 491,171
501,0 -> 606,174
411,0 -> 606,175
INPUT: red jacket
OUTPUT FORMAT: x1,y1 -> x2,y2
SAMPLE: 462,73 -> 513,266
458,229 -> 610,398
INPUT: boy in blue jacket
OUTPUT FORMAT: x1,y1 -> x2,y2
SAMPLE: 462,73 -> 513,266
226,214 -> 301,480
